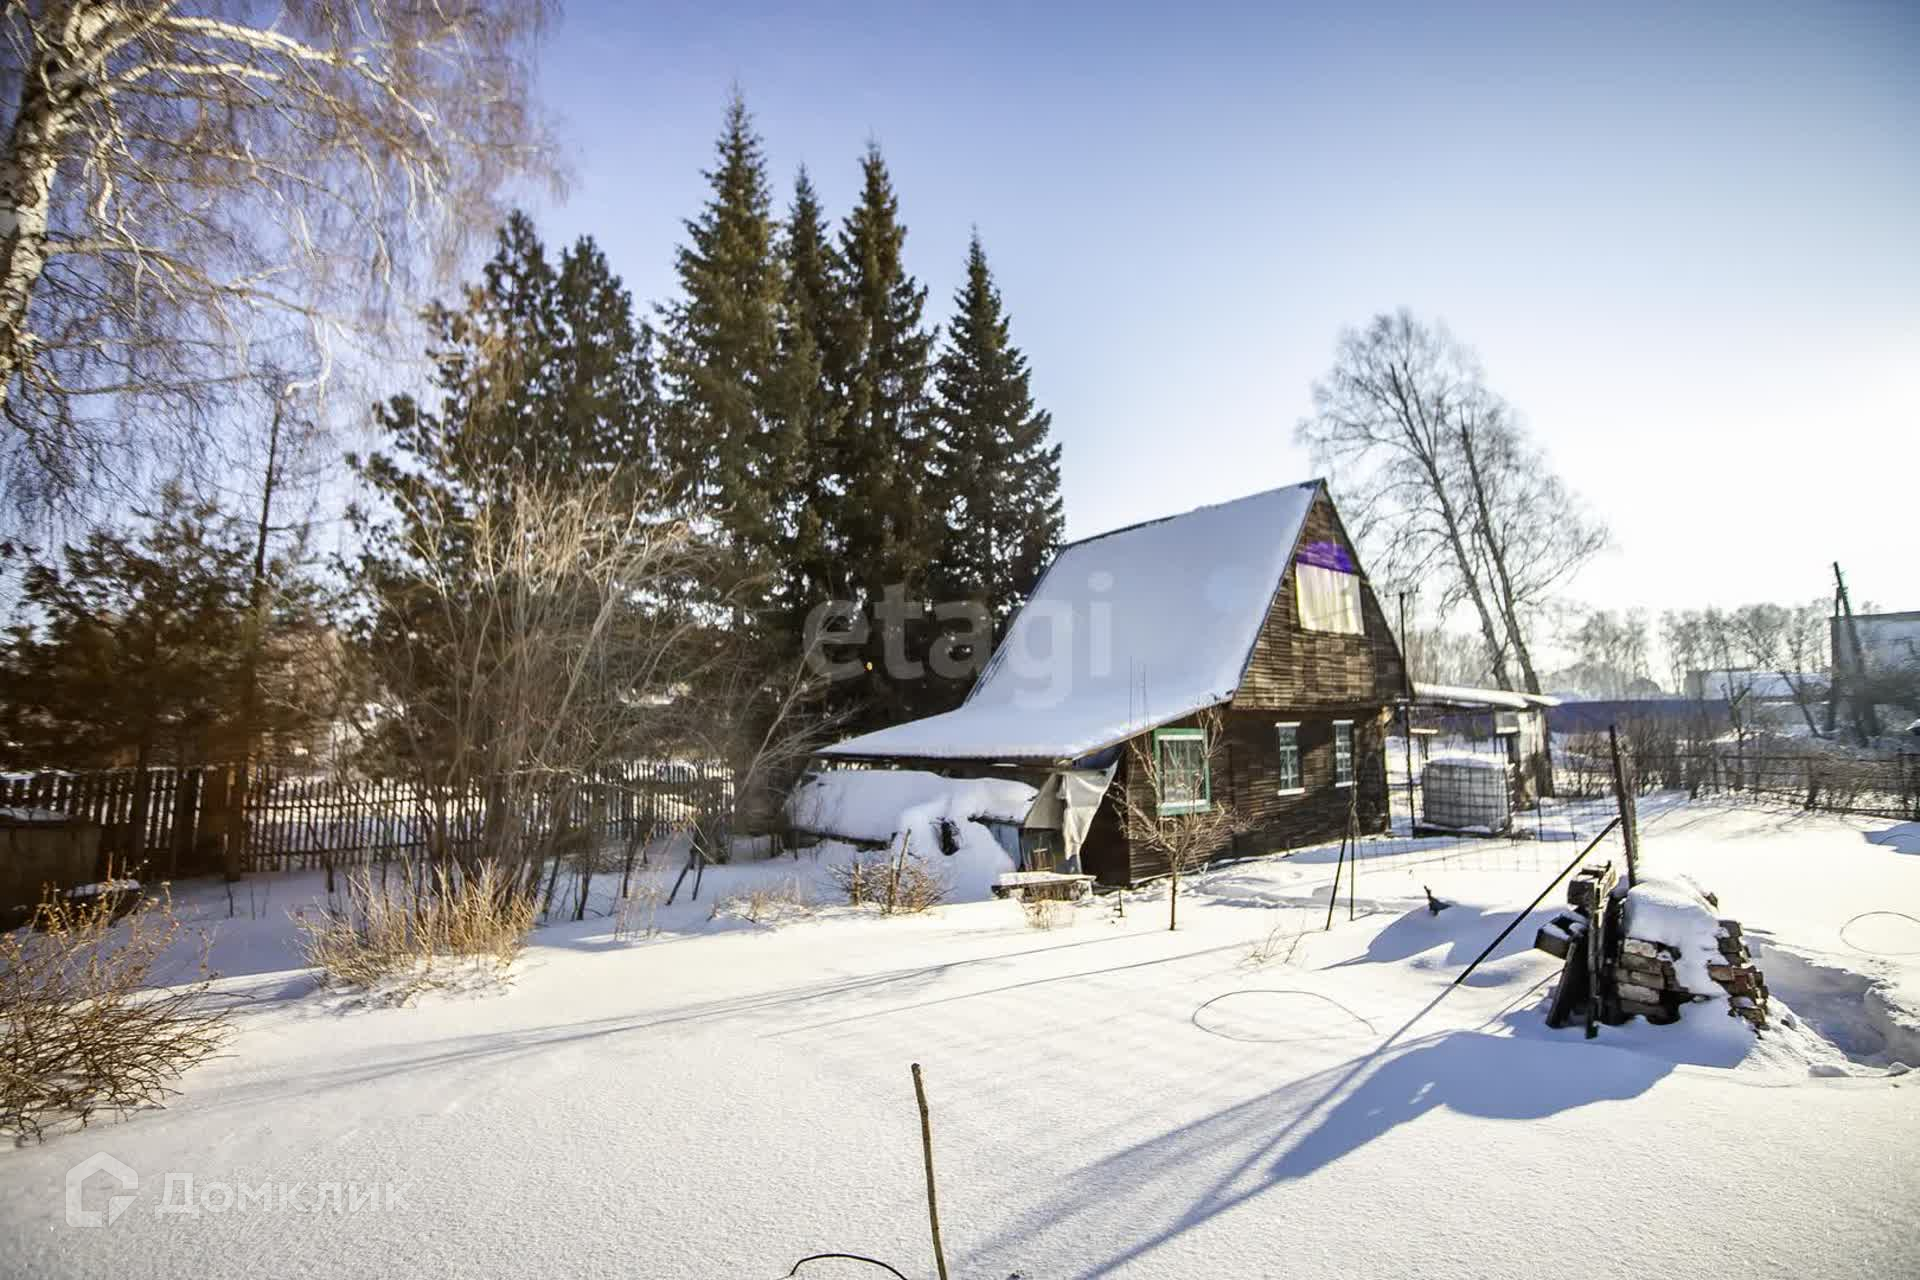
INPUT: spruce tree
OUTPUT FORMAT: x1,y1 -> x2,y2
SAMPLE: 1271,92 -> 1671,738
833,145 -> 944,724
933,232 -> 1063,630
836,143 -> 937,602
386,212 -> 656,500
658,94 -> 791,586
769,167 -> 851,625
550,235 -> 661,493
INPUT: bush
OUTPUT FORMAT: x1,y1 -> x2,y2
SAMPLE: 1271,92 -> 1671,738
828,848 -> 948,915
612,869 -> 668,942
712,875 -> 814,925
296,863 -> 536,1001
1,884 -> 229,1144
1022,897 -> 1069,931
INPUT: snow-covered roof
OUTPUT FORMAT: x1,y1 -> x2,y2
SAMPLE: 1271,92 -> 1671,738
822,482 -> 1322,763
1409,682 -> 1560,710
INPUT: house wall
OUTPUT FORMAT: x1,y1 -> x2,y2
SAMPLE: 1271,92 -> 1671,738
1091,705 -> 1393,886
1231,489 -> 1405,710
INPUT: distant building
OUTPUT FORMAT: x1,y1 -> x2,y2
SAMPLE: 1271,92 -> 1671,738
1682,669 -> 1823,703
1838,610 -> 1920,674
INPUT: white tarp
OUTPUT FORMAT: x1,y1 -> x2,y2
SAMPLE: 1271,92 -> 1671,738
1023,764 -> 1116,863
1058,764 -> 1116,861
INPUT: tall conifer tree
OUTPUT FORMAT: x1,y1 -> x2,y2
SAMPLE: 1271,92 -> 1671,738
836,144 -> 937,600
832,144 -> 943,724
658,94 -> 792,584
932,232 -> 1063,629
769,168 -> 851,625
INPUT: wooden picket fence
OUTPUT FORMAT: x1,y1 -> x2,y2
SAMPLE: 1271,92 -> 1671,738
0,759 -> 734,878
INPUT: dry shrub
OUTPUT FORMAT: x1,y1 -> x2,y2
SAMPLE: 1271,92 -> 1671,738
713,875 -> 814,925
1022,897 -> 1070,931
613,869 -> 667,942
296,863 -> 536,1001
828,847 -> 948,915
1,885 -> 229,1144
1243,913 -> 1307,969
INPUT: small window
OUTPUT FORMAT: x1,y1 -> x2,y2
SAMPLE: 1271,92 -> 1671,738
1333,720 -> 1355,787
1274,722 -> 1302,794
1153,728 -> 1210,815
1296,563 -> 1364,635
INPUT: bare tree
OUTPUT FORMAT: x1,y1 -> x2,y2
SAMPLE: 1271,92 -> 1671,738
0,1 -> 558,514
1298,310 -> 1605,694
1402,622 -> 1495,688
1732,601 -> 1830,735
1112,710 -> 1246,931
1455,397 -> 1607,693
1566,607 -> 1654,699
1298,312 -> 1516,689
349,469 -> 713,894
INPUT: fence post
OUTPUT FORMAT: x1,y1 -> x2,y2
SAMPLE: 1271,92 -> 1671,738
1608,725 -> 1640,888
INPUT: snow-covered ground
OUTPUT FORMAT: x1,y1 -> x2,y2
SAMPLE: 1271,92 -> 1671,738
5,800 -> 1918,1278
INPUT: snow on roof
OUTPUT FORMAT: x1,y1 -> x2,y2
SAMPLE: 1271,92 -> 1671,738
788,769 -> 1037,843
1409,682 -> 1560,710
822,482 -> 1321,762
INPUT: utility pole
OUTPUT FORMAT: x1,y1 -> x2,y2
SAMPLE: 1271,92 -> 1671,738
1398,591 -> 1416,827
1832,562 -> 1880,743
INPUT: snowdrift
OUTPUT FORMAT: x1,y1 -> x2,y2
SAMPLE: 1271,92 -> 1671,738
787,769 -> 1039,900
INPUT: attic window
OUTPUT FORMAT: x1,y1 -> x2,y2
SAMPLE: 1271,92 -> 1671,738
1152,728 -> 1211,816
1296,563 -> 1363,635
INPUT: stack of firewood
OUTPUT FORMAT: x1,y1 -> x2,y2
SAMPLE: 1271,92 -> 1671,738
1710,920 -> 1770,1030
1611,921 -> 1769,1030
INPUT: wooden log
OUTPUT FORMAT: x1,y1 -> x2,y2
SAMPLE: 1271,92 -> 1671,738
1545,931 -> 1588,1030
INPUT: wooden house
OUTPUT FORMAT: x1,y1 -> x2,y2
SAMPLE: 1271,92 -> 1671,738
812,481 -> 1407,887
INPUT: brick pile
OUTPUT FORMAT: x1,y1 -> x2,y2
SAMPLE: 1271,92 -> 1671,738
1612,919 -> 1769,1030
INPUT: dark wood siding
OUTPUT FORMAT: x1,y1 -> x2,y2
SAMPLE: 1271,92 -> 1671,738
1231,489 -> 1405,711
1100,705 -> 1392,886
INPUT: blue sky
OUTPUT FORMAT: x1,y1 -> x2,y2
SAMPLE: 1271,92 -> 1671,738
529,0 -> 1918,628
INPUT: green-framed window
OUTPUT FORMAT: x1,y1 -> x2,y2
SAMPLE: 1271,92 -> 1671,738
1333,720 -> 1355,787
1153,727 -> 1211,815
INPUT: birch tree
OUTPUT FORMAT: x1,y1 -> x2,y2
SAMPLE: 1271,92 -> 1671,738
1298,310 -> 1605,694
1297,311 -> 1517,689
0,0 -> 557,512
1455,396 -> 1606,693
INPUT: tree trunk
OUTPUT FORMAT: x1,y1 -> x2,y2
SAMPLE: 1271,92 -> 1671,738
0,0 -> 123,405
1458,422 -> 1541,694
1385,368 -> 1515,690
227,394 -> 284,881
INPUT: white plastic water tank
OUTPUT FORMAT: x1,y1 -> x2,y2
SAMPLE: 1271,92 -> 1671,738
1421,755 -> 1513,833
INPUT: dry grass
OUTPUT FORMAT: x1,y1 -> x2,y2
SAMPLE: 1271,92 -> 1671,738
1,883 -> 229,1144
712,874 -> 814,925
612,869 -> 668,942
295,863 -> 536,1001
1022,896 -> 1072,931
828,847 -> 948,915
1242,912 -> 1308,969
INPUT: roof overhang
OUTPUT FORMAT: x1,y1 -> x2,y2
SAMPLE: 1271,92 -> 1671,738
1404,682 -> 1560,711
